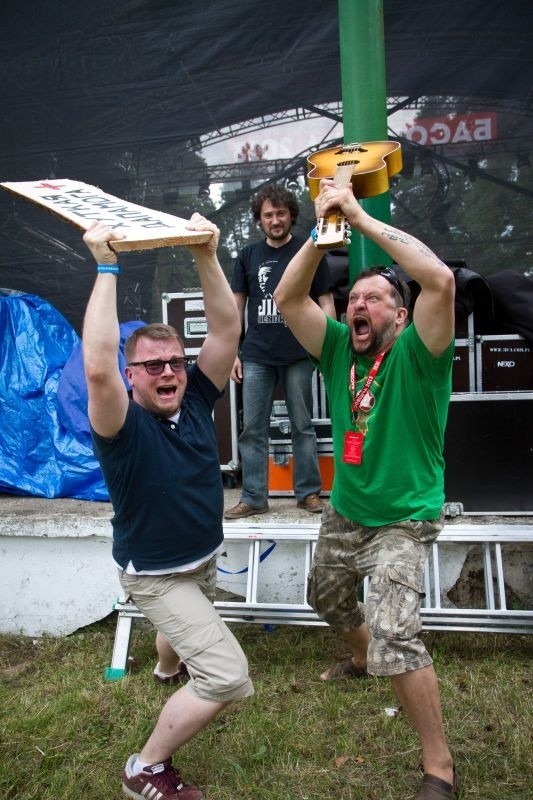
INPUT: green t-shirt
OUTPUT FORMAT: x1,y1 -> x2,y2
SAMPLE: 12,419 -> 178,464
316,316 -> 454,525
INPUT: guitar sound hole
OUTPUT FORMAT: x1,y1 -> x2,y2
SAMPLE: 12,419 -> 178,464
335,145 -> 367,155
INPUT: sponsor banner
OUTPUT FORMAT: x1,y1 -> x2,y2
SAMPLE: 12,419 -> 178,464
405,112 -> 497,146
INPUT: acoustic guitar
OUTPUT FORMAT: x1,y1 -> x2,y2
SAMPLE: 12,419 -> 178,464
307,140 -> 402,249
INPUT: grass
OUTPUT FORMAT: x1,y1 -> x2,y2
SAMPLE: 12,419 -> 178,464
0,620 -> 532,799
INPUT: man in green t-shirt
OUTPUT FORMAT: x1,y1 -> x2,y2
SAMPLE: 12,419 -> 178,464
274,180 -> 459,800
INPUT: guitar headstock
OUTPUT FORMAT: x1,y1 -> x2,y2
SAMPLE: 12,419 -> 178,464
312,213 -> 351,250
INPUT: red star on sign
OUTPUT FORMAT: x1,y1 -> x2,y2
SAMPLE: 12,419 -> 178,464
34,182 -> 65,190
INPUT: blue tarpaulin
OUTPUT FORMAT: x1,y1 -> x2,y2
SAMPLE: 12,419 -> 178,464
0,288 -> 144,500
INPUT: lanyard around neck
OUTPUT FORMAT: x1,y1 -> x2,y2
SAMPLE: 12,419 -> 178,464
349,350 -> 386,419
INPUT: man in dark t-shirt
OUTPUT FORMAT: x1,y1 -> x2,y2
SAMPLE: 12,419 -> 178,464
224,184 -> 335,520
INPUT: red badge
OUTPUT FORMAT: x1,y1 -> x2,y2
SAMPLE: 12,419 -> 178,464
342,431 -> 363,464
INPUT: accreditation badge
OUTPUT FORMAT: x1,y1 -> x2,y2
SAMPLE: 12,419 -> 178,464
342,431 -> 363,464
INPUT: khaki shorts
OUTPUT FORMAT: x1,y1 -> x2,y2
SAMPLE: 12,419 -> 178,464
119,557 -> 254,703
307,504 -> 444,677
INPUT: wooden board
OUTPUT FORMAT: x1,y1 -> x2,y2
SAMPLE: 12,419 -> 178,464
0,179 -> 212,252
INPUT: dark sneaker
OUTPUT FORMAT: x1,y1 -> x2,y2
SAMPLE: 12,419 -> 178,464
297,493 -> 324,513
224,501 -> 269,520
122,754 -> 203,800
153,660 -> 189,686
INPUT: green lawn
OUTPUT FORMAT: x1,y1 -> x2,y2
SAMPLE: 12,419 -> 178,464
1,621 -> 531,799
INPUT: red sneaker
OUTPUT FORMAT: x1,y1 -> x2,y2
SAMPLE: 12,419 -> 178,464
122,754 -> 203,800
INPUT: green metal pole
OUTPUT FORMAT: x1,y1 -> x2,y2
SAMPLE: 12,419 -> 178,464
338,0 -> 393,279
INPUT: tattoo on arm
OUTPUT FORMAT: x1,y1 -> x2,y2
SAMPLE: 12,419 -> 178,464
380,226 -> 446,267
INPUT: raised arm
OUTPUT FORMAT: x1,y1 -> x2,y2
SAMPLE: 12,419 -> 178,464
186,214 -> 241,390
82,221 -> 129,438
314,180 -> 455,355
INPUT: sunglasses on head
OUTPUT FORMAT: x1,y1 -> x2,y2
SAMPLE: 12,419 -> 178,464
127,357 -> 192,375
376,267 -> 407,307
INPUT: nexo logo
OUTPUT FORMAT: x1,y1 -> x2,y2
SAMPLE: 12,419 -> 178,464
497,361 -> 516,368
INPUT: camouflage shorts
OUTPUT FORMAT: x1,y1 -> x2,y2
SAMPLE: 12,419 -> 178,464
307,503 -> 444,677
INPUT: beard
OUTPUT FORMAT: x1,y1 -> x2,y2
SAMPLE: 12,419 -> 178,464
262,221 -> 291,241
350,317 -> 396,357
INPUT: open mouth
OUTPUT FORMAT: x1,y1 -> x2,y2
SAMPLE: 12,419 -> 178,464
157,386 -> 177,397
354,317 -> 371,339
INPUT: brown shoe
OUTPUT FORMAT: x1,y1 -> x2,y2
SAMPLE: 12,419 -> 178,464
320,657 -> 369,682
297,493 -> 324,513
224,501 -> 269,520
416,768 -> 461,799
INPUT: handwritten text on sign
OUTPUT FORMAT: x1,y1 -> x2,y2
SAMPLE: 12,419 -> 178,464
0,179 -> 211,251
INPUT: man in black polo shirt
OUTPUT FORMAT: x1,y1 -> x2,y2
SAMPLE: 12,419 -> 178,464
82,215 -> 254,800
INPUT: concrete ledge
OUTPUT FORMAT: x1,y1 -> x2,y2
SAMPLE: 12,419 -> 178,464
1,492 -> 532,637
0,495 -> 116,636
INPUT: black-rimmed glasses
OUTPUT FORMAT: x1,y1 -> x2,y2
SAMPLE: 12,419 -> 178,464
127,357 -> 192,375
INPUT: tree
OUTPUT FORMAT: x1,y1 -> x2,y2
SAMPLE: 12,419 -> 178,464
390,95 -> 533,276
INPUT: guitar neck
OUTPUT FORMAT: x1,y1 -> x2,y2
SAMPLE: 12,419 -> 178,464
314,163 -> 354,249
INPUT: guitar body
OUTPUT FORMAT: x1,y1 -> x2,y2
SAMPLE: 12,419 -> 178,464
307,140 -> 402,200
307,140 -> 402,249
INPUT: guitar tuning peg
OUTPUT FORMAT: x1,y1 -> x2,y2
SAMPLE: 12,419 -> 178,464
343,222 -> 351,245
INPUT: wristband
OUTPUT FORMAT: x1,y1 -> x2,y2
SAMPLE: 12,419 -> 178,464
97,263 -> 120,275
310,225 -> 318,244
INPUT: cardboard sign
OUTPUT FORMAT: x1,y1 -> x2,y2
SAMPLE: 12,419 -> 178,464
0,179 -> 212,252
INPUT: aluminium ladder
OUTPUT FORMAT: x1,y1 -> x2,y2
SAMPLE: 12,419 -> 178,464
105,522 -> 533,679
